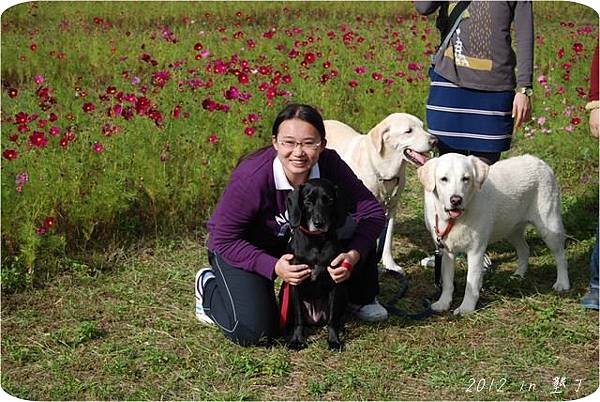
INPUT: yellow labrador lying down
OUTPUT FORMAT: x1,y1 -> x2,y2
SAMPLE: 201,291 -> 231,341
417,153 -> 570,315
324,113 -> 435,272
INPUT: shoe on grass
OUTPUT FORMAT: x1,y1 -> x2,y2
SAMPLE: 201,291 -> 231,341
195,267 -> 216,326
580,288 -> 599,310
350,298 -> 388,322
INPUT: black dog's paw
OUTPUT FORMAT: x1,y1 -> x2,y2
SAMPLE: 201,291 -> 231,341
327,340 -> 344,351
288,339 -> 308,350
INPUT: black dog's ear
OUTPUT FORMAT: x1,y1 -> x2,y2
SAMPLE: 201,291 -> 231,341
334,185 -> 349,228
286,185 -> 303,228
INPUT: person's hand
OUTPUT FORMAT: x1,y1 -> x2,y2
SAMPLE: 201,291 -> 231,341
589,108 -> 599,139
275,254 -> 310,285
513,92 -> 532,129
328,250 -> 360,283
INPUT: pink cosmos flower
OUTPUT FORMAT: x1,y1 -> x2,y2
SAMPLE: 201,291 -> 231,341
92,142 -> 104,153
29,131 -> 48,147
537,116 -> 546,126
83,102 -> 95,112
34,75 -> 45,85
3,149 -> 18,160
224,86 -> 240,100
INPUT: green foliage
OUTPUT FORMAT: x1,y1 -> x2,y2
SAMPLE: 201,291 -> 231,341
1,1 -> 598,298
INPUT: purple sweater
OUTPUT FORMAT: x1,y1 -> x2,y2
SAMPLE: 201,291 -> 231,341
207,147 -> 386,280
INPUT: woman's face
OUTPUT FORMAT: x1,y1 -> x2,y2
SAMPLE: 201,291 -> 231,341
272,118 -> 325,186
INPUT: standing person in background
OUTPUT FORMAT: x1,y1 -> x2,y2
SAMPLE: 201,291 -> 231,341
581,42 -> 599,310
415,1 -> 533,269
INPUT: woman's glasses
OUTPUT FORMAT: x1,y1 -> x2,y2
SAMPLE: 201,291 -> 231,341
277,140 -> 322,151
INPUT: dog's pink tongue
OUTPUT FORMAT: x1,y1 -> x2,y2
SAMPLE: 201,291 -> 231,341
449,209 -> 462,219
407,149 -> 430,166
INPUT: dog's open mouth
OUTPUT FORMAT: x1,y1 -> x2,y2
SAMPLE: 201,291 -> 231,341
445,208 -> 463,219
403,149 -> 430,167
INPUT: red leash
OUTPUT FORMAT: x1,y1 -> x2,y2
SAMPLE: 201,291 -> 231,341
279,261 -> 354,331
280,282 -> 290,331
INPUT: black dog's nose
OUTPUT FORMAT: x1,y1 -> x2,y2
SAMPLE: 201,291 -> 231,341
450,195 -> 462,207
312,217 -> 326,229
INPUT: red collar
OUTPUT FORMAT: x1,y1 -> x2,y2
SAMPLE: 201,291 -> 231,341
435,214 -> 456,240
298,225 -> 326,236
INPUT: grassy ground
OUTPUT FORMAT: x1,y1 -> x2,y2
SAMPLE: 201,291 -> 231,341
2,162 -> 598,400
1,1 -> 599,400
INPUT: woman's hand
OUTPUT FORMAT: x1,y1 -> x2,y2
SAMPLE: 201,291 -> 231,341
275,254 -> 310,285
513,92 -> 532,129
328,249 -> 360,283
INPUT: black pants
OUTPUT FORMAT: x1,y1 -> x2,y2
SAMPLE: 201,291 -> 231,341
437,142 -> 501,165
203,248 -> 380,346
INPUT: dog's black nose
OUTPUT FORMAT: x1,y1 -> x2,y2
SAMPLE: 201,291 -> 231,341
450,195 -> 462,207
313,218 -> 326,229
429,136 -> 438,147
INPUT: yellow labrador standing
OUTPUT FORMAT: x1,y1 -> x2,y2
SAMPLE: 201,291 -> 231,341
417,153 -> 570,315
325,113 -> 435,272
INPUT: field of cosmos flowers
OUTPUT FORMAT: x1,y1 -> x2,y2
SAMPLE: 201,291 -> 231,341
1,1 -> 598,290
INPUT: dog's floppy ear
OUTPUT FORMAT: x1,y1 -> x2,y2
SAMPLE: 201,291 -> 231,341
417,158 -> 437,192
286,185 -> 303,228
334,185 -> 349,228
368,122 -> 387,155
468,156 -> 490,191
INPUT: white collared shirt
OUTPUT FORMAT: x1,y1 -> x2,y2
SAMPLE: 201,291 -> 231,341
272,157 -> 320,190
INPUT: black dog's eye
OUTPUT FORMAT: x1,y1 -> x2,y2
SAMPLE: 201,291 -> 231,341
440,177 -> 448,183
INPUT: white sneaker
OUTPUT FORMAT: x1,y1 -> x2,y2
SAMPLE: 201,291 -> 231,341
195,268 -> 216,326
350,298 -> 388,322
420,255 -> 435,267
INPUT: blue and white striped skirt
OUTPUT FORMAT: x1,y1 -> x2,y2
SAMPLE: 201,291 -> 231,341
426,68 -> 515,153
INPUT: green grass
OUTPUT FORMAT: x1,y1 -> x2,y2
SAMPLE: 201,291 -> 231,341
2,1 -> 599,400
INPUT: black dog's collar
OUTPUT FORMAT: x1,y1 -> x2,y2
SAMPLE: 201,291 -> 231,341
298,225 -> 327,236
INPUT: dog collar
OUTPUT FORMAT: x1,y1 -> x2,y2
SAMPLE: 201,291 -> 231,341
298,226 -> 327,236
435,214 -> 456,242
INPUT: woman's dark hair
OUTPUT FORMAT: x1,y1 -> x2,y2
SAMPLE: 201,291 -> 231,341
271,103 -> 326,141
235,103 -> 325,168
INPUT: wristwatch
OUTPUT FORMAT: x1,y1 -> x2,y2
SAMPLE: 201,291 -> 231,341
517,87 -> 533,97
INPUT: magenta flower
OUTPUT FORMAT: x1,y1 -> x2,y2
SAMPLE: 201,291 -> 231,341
224,86 -> 240,100
34,75 -> 45,85
83,102 -> 96,112
49,126 -> 60,136
92,142 -> 104,153
3,149 -> 18,161
208,134 -> 219,144
354,66 -> 367,74
29,131 -> 48,148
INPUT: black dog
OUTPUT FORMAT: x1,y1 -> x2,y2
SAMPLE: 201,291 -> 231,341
284,178 -> 349,350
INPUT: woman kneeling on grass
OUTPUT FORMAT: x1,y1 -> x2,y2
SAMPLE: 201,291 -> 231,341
194,103 -> 388,346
